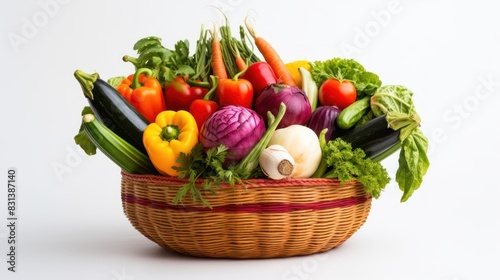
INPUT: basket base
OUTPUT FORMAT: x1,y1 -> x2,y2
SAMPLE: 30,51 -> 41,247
121,171 -> 372,259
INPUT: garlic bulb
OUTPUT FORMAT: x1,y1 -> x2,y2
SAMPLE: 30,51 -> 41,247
259,145 -> 295,180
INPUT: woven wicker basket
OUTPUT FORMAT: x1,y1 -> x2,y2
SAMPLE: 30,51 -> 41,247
121,170 -> 372,259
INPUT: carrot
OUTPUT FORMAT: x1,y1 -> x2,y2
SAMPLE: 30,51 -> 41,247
231,40 -> 247,72
244,17 -> 296,86
211,26 -> 228,80
235,55 -> 247,72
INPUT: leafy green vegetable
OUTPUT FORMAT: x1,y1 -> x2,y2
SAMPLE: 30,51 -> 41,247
74,106 -> 97,155
396,129 -> 429,201
386,111 -> 421,142
371,85 -> 415,117
370,85 -> 430,202
172,143 -> 244,208
322,138 -> 390,198
133,36 -> 162,53
310,58 -> 382,96
107,76 -> 125,88
122,34 -> 207,86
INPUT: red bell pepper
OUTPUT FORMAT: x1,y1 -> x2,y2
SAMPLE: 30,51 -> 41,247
189,75 -> 220,130
240,61 -> 278,100
164,76 -> 209,111
116,68 -> 166,123
218,66 -> 254,109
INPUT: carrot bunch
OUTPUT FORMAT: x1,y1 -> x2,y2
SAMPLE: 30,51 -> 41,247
208,16 -> 295,87
210,26 -> 228,80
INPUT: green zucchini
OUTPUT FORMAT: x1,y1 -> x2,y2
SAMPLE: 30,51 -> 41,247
340,114 -> 400,160
74,70 -> 149,154
336,96 -> 370,130
82,114 -> 157,174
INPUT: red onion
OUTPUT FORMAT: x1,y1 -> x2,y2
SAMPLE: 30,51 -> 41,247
200,105 -> 265,165
254,84 -> 312,129
307,105 -> 341,141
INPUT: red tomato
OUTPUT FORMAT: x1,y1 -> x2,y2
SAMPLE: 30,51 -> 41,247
318,78 -> 357,110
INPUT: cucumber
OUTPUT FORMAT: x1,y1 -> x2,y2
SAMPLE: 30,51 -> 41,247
336,96 -> 370,130
74,70 -> 149,154
82,114 -> 157,174
340,114 -> 400,160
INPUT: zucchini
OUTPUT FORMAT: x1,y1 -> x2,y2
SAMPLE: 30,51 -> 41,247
74,70 -> 149,154
336,96 -> 370,130
82,114 -> 157,174
339,114 -> 400,160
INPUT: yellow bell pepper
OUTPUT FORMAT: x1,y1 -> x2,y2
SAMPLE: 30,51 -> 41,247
285,60 -> 311,89
143,110 -> 199,176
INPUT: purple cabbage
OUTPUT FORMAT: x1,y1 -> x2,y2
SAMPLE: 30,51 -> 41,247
200,105 -> 265,164
307,105 -> 341,141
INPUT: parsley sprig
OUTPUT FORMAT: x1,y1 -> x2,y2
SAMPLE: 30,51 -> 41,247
172,143 -> 243,208
322,138 -> 390,198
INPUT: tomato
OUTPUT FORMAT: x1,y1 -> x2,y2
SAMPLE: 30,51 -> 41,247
318,78 -> 357,110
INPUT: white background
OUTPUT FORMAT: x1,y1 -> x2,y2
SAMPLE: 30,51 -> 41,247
1,0 -> 499,279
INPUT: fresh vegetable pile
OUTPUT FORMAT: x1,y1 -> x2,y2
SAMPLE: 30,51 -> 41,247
74,17 -> 429,207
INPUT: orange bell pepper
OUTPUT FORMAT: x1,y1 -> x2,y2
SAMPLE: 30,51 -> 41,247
117,68 -> 166,123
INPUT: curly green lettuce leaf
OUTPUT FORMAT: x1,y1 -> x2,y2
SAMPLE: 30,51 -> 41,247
310,57 -> 382,96
323,138 -> 390,198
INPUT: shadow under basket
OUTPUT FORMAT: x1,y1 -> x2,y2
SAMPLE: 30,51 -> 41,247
120,170 -> 372,259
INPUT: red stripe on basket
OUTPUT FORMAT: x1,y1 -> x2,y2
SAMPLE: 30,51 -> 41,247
121,193 -> 370,213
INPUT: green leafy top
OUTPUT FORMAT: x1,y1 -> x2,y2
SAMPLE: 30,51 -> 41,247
122,30 -> 212,86
322,138 -> 390,198
370,85 -> 430,202
172,143 -> 245,208
310,58 -> 382,96
122,36 -> 193,86
371,85 -> 415,116
396,129 -> 429,201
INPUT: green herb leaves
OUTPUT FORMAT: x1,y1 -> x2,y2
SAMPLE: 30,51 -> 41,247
173,143 -> 243,208
311,58 -> 382,96
323,138 -> 390,199
122,33 -> 211,86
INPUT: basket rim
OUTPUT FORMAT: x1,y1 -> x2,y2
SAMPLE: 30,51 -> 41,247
121,170 -> 360,189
